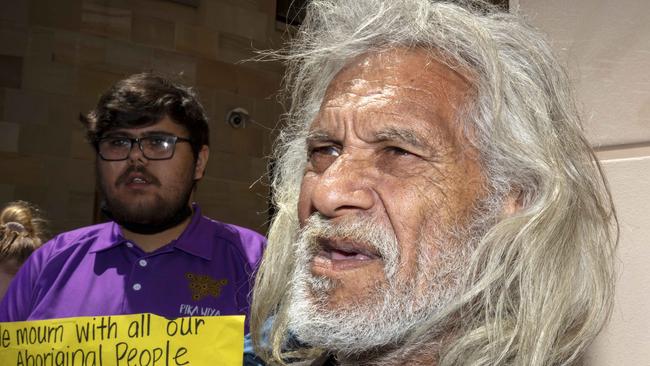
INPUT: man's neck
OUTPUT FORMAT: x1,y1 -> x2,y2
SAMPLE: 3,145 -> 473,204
336,343 -> 440,366
338,355 -> 437,366
120,215 -> 192,253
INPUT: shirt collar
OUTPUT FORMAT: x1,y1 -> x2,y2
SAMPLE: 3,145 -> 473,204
88,222 -> 128,253
89,203 -> 212,260
172,203 -> 213,260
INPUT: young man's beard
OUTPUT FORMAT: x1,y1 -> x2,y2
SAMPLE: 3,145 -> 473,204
286,212 -> 484,355
99,166 -> 195,235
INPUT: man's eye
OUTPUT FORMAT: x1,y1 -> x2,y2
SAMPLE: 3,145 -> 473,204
149,136 -> 169,145
146,136 -> 174,149
108,138 -> 130,147
309,146 -> 340,158
385,146 -> 413,157
307,145 -> 340,172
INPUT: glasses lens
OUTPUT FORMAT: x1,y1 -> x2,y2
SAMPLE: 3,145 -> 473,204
98,137 -> 131,160
142,135 -> 176,159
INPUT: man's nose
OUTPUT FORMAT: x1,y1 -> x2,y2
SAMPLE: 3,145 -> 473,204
310,155 -> 377,218
127,140 -> 147,163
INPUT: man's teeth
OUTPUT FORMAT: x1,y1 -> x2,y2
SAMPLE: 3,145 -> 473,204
132,177 -> 147,184
330,250 -> 371,261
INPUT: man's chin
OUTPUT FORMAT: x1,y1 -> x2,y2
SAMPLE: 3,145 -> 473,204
104,198 -> 170,226
306,285 -> 378,313
287,291 -> 412,354
112,208 -> 161,225
287,261 -> 460,353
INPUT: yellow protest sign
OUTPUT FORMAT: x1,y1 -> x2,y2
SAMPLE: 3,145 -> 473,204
0,313 -> 244,366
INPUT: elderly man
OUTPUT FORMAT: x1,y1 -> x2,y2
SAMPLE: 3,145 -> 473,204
251,0 -> 617,365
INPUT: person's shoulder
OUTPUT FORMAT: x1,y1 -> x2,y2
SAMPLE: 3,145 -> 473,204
40,222 -> 115,256
17,222 -> 114,276
200,216 -> 266,263
201,216 -> 265,243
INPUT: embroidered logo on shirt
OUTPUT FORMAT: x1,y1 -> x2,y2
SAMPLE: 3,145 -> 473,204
185,273 -> 228,301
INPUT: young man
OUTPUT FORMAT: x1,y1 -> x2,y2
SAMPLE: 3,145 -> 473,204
0,74 -> 265,334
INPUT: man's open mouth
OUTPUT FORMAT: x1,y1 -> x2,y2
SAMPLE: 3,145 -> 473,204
117,169 -> 159,188
127,175 -> 150,185
312,238 -> 382,271
115,164 -> 161,187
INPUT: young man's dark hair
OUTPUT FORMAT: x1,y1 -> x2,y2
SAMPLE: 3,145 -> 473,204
80,73 -> 209,159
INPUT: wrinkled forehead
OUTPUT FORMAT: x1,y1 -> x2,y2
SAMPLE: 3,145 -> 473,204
315,48 -> 476,149
322,48 -> 473,108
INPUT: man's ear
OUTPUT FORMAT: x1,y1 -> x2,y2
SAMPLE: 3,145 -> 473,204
194,145 -> 209,180
503,188 -> 525,216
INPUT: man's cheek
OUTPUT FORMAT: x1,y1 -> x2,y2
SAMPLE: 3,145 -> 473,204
328,266 -> 386,304
297,176 -> 316,223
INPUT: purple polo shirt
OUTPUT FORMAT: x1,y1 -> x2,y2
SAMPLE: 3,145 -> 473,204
0,205 -> 265,332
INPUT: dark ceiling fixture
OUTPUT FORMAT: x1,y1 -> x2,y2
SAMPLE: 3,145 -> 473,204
276,0 -> 309,26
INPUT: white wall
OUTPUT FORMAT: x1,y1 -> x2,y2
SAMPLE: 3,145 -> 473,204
513,0 -> 650,364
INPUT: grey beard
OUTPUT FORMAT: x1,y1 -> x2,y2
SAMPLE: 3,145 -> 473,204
286,213 -> 475,355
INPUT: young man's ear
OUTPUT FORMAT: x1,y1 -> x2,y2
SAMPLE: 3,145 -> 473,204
194,145 -> 209,180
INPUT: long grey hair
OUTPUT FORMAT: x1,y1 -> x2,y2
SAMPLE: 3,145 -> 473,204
251,0 -> 618,365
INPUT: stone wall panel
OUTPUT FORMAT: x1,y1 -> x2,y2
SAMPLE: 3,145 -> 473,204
0,0 -> 284,233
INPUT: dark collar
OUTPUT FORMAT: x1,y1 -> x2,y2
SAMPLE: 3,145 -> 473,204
311,353 -> 337,366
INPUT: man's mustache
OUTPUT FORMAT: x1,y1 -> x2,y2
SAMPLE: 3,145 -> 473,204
115,165 -> 161,187
299,213 -> 400,278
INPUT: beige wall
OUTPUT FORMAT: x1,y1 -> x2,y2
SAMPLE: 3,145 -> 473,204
514,0 -> 650,364
0,0 -> 285,234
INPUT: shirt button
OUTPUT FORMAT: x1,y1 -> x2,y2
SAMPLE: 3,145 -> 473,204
132,283 -> 142,291
126,242 -> 134,248
138,259 -> 148,267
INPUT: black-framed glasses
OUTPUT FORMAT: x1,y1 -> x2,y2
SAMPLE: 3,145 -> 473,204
96,135 -> 192,161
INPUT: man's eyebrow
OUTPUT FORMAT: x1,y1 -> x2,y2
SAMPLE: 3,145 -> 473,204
375,127 -> 429,150
104,130 -> 176,138
140,130 -> 177,137
305,130 -> 335,143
